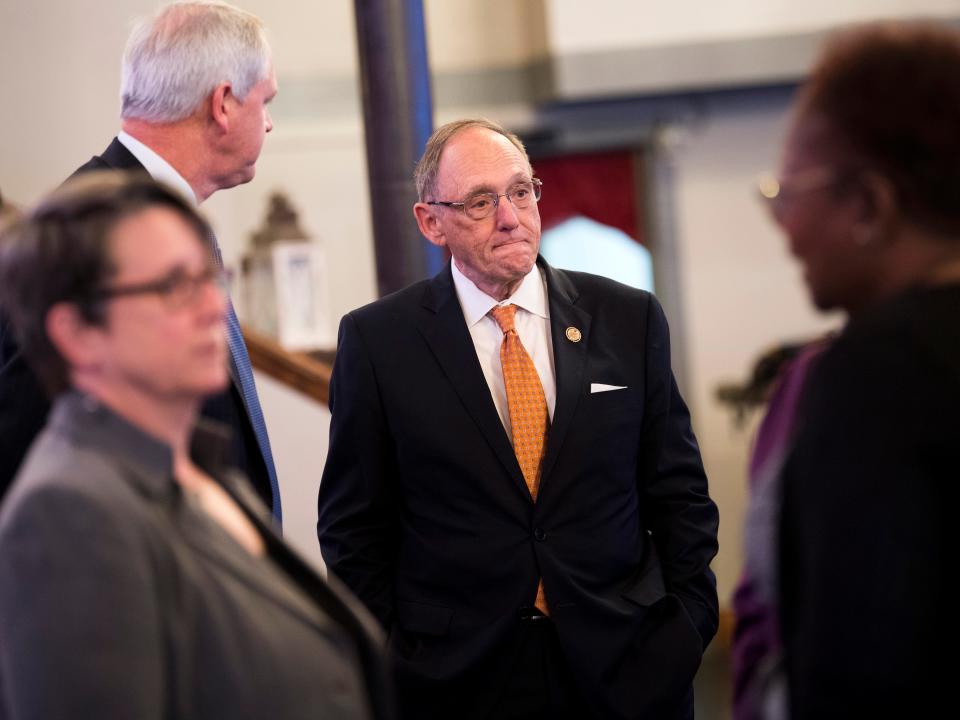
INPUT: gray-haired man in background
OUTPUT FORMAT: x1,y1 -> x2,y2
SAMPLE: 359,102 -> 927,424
0,1 -> 282,517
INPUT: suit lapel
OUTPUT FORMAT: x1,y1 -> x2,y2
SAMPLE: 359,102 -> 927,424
175,483 -> 328,634
223,472 -> 386,640
540,261 -> 591,486
416,267 -> 529,498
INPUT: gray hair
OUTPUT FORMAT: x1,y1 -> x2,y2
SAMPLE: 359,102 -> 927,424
121,1 -> 271,123
414,118 -> 532,201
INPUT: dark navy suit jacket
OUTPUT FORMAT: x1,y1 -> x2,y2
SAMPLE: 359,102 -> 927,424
0,139 -> 274,512
318,259 -> 719,719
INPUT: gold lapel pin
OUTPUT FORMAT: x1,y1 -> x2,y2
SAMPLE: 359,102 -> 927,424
565,327 -> 582,343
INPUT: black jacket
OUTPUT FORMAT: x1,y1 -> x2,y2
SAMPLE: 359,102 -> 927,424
318,259 -> 719,719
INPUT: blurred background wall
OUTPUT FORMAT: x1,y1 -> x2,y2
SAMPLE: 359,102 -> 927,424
2,3 -> 958,695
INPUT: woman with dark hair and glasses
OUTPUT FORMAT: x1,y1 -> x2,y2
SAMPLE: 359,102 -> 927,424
0,173 -> 394,720
753,22 -> 960,719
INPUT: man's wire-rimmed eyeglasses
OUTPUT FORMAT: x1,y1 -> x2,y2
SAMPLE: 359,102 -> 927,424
428,178 -> 543,221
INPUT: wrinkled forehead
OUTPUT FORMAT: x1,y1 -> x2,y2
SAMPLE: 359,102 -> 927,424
435,127 -> 533,196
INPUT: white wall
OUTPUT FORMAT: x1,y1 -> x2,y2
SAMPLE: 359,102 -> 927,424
426,0 -> 548,69
0,0 -> 152,203
546,0 -> 960,51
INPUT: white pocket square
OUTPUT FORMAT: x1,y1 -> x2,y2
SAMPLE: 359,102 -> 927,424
590,383 -> 628,394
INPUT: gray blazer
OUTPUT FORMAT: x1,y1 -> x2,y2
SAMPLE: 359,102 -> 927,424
0,392 -> 394,720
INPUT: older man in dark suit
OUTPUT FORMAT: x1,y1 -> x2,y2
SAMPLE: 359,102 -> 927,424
318,118 -> 719,720
0,1 -> 280,517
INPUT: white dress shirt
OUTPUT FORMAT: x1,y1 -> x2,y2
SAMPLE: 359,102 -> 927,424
451,259 -> 557,433
117,131 -> 198,205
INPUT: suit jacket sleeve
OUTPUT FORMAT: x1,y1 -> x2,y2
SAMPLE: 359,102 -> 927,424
317,313 -> 400,630
639,296 -> 719,648
0,486 -> 164,719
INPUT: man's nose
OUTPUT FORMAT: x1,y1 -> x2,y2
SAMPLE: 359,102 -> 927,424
265,109 -> 274,133
495,193 -> 520,230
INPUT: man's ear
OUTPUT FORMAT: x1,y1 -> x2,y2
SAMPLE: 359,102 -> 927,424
45,302 -> 105,372
209,82 -> 233,132
413,202 -> 446,248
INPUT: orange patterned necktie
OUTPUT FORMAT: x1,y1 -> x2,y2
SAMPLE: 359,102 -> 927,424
490,304 -> 550,614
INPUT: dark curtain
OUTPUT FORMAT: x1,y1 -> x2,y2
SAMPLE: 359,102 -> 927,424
532,150 -> 643,244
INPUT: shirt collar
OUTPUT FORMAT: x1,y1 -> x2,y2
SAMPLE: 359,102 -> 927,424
451,258 -> 549,327
117,131 -> 198,206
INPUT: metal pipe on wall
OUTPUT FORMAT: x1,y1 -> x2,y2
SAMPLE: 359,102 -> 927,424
353,0 -> 444,297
